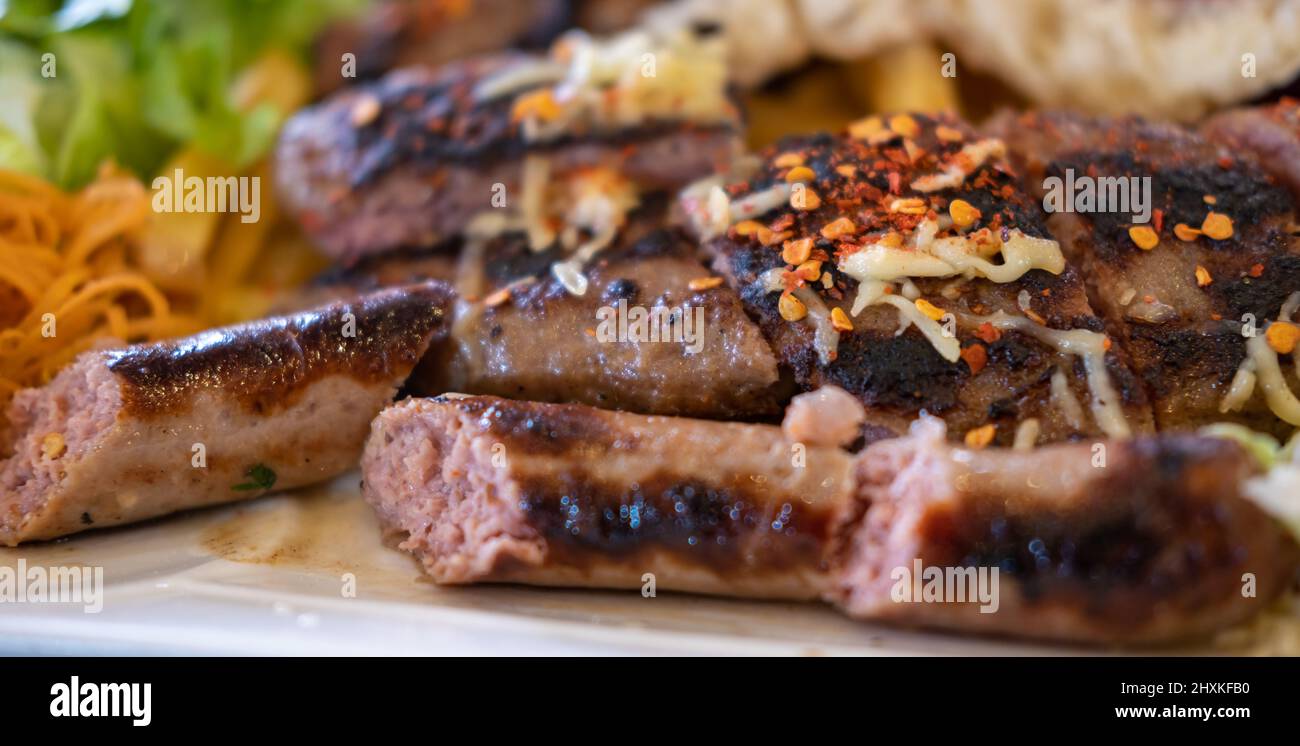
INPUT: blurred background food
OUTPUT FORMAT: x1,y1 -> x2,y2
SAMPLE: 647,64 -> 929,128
3,0 -> 1300,404
0,0 -> 362,401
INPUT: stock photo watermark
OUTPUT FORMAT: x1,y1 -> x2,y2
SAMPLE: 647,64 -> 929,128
0,559 -> 103,613
595,300 -> 706,354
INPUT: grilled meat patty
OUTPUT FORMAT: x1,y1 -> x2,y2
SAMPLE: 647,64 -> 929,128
991,110 -> 1300,437
0,283 -> 452,545
278,33 -> 741,264
362,394 -> 854,600
693,113 -> 1153,446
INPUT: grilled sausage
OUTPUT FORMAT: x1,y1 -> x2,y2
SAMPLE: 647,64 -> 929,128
415,226 -> 787,418
1203,98 -> 1300,204
270,203 -> 787,419
361,394 -> 855,599
0,283 -> 452,545
831,418 -> 1300,645
361,393 -> 1298,644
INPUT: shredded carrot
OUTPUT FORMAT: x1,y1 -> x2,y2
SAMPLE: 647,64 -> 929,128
0,166 -> 203,407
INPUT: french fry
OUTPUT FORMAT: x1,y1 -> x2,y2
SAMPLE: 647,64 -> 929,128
742,63 -> 867,149
842,41 -> 959,115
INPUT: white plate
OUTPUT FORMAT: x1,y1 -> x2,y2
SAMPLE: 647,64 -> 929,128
2,475 -> 1298,656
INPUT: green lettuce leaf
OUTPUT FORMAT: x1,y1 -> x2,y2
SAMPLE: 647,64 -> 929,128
0,0 -> 367,188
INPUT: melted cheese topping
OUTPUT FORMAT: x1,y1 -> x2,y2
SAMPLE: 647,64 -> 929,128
977,311 -> 1132,438
875,294 -> 960,362
1220,358 -> 1258,414
839,224 -> 1064,286
837,224 -> 1065,365
910,139 -> 1007,193
520,155 -> 554,251
1050,368 -> 1086,431
1247,333 -> 1300,426
758,268 -> 841,365
1013,418 -> 1041,450
795,287 -> 841,366
501,28 -> 733,143
1220,294 -> 1300,424
477,158 -> 639,296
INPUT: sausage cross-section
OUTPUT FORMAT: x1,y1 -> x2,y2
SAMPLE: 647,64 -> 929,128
832,419 -> 1299,645
0,283 -> 452,545
361,394 -> 856,600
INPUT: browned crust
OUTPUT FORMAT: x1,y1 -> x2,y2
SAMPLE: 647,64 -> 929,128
991,110 -> 1300,435
429,393 -> 623,457
411,222 -> 788,418
364,395 -> 853,598
509,471 -> 833,578
108,282 -> 453,418
704,115 -> 1152,443
834,430 -> 1299,645
1202,98 -> 1300,203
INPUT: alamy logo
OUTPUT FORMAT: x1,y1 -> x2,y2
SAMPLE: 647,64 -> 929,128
151,168 -> 261,223
890,559 -> 1000,613
1042,168 -> 1152,224
595,300 -> 706,354
50,676 -> 151,726
0,560 -> 102,613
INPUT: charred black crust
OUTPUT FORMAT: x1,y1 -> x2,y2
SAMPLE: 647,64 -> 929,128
311,242 -> 461,294
439,396 -> 620,456
933,438 -> 1262,616
1045,153 -> 1293,264
514,472 -> 831,573
109,283 -> 453,418
824,332 -> 962,412
1218,253 -> 1300,319
1124,323 -> 1248,396
481,202 -> 685,294
296,57 -> 738,187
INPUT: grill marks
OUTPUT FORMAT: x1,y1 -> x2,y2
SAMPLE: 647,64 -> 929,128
703,115 -> 1152,444
991,110 -> 1300,437
275,52 -> 741,263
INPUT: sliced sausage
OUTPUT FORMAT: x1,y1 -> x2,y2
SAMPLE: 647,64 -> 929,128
0,283 -> 452,545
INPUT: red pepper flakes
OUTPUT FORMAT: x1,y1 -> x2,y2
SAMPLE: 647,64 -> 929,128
1249,263 -> 1265,278
770,213 -> 795,232
960,343 -> 988,375
1267,322 -> 1300,354
830,307 -> 854,332
1194,265 -> 1213,287
975,322 -> 1002,343
1201,212 -> 1233,240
